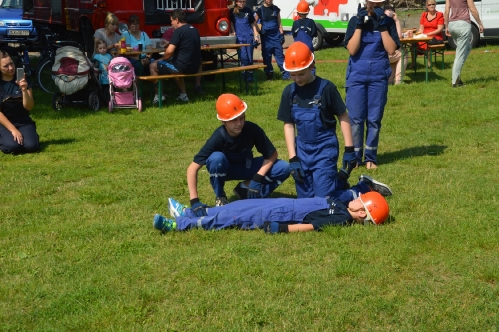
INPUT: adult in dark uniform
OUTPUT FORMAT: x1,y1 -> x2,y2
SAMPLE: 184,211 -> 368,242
186,93 -> 290,216
344,0 -> 400,170
154,175 -> 392,233
254,0 -> 289,80
230,0 -> 259,82
0,51 -> 39,154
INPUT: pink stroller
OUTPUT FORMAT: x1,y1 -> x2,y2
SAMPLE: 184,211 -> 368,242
108,57 -> 142,112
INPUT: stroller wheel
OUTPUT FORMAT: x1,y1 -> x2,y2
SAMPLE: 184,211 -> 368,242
137,98 -> 142,112
108,100 -> 113,113
89,92 -> 100,111
52,93 -> 63,111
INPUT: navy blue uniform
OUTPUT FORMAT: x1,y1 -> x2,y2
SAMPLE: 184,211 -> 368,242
344,15 -> 400,165
255,5 -> 289,79
193,121 -> 289,198
176,181 -> 371,231
0,80 -> 39,154
230,6 -> 256,81
277,77 -> 347,198
292,18 -> 317,53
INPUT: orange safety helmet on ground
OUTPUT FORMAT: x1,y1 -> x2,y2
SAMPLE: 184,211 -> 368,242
297,1 -> 310,14
216,93 -> 248,121
283,41 -> 315,72
359,192 -> 390,224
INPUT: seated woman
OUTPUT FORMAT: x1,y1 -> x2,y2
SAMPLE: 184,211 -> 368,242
411,0 -> 444,68
121,14 -> 152,75
93,12 -> 121,57
0,51 -> 39,154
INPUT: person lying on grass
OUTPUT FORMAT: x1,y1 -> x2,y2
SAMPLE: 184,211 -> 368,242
153,175 -> 392,234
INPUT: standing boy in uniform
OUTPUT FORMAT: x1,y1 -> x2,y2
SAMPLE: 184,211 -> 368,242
154,175 -> 392,233
277,41 -> 357,199
292,1 -> 317,54
344,0 -> 400,169
230,0 -> 260,83
186,93 -> 290,217
254,0 -> 289,80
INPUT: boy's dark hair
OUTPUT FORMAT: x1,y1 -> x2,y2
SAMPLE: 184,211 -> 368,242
171,9 -> 187,23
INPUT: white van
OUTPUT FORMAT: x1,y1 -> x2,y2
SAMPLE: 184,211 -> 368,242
260,0 -> 364,50
436,0 -> 499,48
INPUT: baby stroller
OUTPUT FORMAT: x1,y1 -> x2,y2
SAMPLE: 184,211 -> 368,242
108,57 -> 142,112
51,45 -> 102,111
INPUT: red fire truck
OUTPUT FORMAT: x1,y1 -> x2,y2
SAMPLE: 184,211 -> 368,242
22,0 -> 232,53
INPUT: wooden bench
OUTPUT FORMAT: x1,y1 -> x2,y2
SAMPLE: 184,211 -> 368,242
138,64 -> 267,107
427,44 -> 445,70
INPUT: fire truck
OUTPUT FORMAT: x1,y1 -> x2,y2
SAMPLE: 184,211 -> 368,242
22,0 -> 232,53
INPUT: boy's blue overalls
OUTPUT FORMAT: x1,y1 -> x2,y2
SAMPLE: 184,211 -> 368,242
292,18 -> 316,75
234,8 -> 255,82
175,180 -> 370,230
293,19 -> 314,53
345,29 -> 390,165
291,78 -> 340,198
258,5 -> 289,79
205,131 -> 289,198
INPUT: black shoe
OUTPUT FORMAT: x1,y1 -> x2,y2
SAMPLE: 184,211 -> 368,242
452,79 -> 465,88
266,72 -> 274,81
233,182 -> 248,199
215,196 -> 229,206
359,175 -> 393,197
194,85 -> 205,95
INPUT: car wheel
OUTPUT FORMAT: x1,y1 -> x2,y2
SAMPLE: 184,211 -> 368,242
88,92 -> 100,111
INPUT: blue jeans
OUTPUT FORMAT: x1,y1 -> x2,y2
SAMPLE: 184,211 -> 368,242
0,122 -> 39,154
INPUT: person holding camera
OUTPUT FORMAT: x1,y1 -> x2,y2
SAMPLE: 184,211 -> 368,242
0,51 -> 39,154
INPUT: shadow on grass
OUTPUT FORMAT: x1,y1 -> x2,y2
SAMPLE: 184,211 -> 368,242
379,144 -> 447,165
405,70 -> 444,83
39,138 -> 76,151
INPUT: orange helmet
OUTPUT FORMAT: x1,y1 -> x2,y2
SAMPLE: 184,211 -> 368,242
297,1 -> 310,14
359,192 -> 390,225
283,41 -> 314,72
216,93 -> 247,121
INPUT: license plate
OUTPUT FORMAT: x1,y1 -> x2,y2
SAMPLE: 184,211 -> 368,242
8,30 -> 30,36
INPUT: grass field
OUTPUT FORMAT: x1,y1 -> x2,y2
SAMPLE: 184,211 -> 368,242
1,40 -> 499,331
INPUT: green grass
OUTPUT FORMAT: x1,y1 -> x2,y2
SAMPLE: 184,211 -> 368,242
2,41 -> 499,331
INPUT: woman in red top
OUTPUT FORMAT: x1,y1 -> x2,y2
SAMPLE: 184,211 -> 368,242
411,0 -> 444,67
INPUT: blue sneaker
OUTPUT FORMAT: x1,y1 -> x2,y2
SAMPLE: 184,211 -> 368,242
153,214 -> 177,232
168,197 -> 186,217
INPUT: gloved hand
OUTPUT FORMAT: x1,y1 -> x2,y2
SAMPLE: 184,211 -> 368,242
279,34 -> 285,45
247,174 -> 265,199
190,199 -> 208,217
253,39 -> 261,49
289,156 -> 305,183
356,4 -> 369,26
373,7 -> 388,31
337,168 -> 351,190
342,147 -> 358,174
